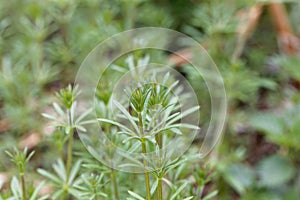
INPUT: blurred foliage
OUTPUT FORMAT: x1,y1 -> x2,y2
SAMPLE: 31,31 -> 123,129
0,0 -> 300,199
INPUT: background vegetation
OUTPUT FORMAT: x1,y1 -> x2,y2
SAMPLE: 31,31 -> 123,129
0,0 -> 300,199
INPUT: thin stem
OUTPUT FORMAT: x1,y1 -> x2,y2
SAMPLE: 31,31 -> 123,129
21,174 -> 27,200
155,132 -> 163,199
66,109 -> 73,180
105,106 -> 120,200
141,139 -> 151,200
61,22 -> 68,45
111,168 -> 120,200
155,116 -> 163,200
66,130 -> 73,180
138,112 -> 151,200
157,178 -> 162,200
62,109 -> 73,200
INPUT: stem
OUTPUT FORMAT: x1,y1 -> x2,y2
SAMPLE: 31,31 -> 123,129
138,112 -> 151,200
66,130 -> 73,180
66,109 -> 73,181
111,168 -> 120,200
157,178 -> 162,200
61,22 -> 68,45
141,139 -> 151,200
155,116 -> 163,199
20,174 -> 27,200
62,109 -> 73,200
155,132 -> 163,199
105,106 -> 120,200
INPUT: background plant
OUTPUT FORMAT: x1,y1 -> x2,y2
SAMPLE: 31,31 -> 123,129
0,0 -> 300,199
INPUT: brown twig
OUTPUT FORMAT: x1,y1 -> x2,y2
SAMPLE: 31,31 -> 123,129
268,3 -> 300,55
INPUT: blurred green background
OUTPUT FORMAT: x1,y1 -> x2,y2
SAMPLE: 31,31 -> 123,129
1,0 -> 300,199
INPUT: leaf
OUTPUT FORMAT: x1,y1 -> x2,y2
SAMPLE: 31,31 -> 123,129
53,102 -> 66,119
70,101 -> 77,124
170,181 -> 188,200
68,160 -> 82,184
162,178 -> 174,189
150,178 -> 158,195
26,150 -> 35,163
161,80 -> 179,102
41,113 -> 59,121
52,189 -> 64,200
11,176 -> 22,199
97,118 -> 136,136
166,106 -> 200,126
141,88 -> 152,128
170,128 -> 182,135
122,136 -> 141,144
75,108 -> 93,124
53,159 -> 66,182
249,112 -> 283,135
223,163 -> 254,194
157,123 -> 199,134
128,190 -> 145,200
162,72 -> 170,86
256,155 -> 296,187
113,100 -> 140,134
75,125 -> 87,132
183,197 -> 194,200
37,168 -> 61,184
29,181 -> 47,200
203,191 -> 218,200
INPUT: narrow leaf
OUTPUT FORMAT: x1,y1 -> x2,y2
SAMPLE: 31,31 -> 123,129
128,190 -> 145,200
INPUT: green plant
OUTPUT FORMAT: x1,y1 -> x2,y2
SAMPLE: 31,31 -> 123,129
37,159 -> 82,199
40,84 -> 93,199
5,148 -> 34,200
98,70 -> 200,199
4,148 -> 48,200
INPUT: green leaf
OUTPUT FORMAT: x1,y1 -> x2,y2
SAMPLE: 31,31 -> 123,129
166,105 -> 200,126
223,163 -> 254,194
203,191 -> 218,200
68,160 -> 82,184
113,100 -> 140,134
75,108 -> 93,124
41,113 -> 60,121
183,196 -> 194,200
170,128 -> 182,135
256,155 -> 296,187
53,102 -> 66,119
249,112 -> 283,135
128,190 -> 145,200
170,181 -> 188,200
150,178 -> 158,195
37,168 -> 61,184
29,181 -> 48,200
97,118 -> 136,136
53,159 -> 66,182
11,176 -> 22,199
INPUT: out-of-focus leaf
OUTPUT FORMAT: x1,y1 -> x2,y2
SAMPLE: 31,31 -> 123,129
256,155 -> 296,187
223,163 -> 255,194
249,112 -> 284,135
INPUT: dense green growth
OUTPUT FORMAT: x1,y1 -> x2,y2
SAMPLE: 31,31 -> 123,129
1,0 -> 300,199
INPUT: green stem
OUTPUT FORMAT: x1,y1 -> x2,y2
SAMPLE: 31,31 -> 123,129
111,168 -> 120,200
138,112 -> 151,200
66,130 -> 73,180
21,174 -> 27,200
155,117 -> 163,200
62,109 -> 73,200
66,109 -> 73,181
105,106 -> 120,200
141,139 -> 151,200
157,178 -> 162,200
